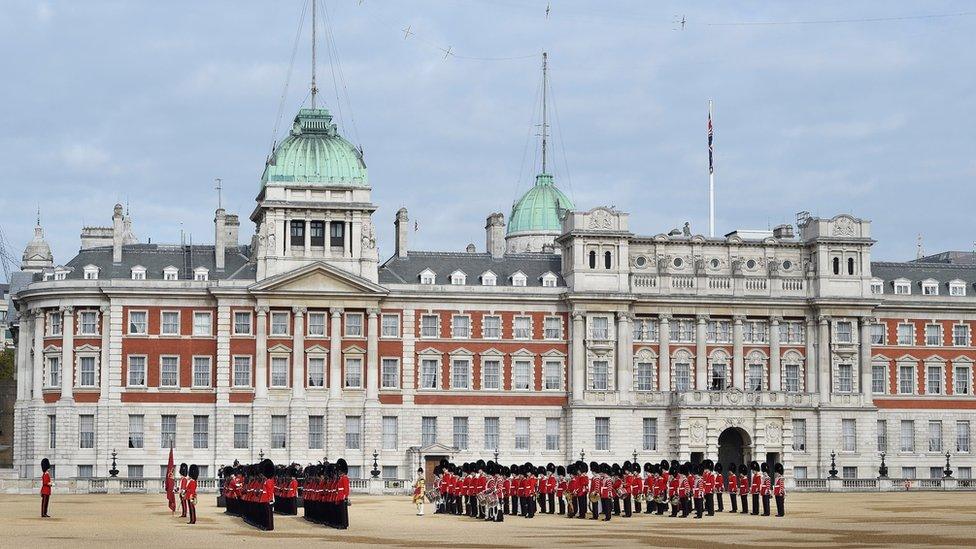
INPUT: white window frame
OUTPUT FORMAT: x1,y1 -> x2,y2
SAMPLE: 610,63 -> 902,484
382,416 -> 398,450
192,311 -> 212,337
543,359 -> 563,391
480,271 -> 496,286
307,355 -> 326,388
159,355 -> 179,388
642,418 -> 658,451
450,270 -> 466,285
130,266 -> 146,280
381,357 -> 399,389
344,312 -> 364,337
512,358 -> 533,391
953,363 -> 972,395
540,272 -> 558,288
513,315 -> 532,340
160,310 -> 180,336
450,357 -> 472,390
925,363 -> 944,395
481,356 -> 502,390
451,314 -> 471,339
792,418 -> 807,452
163,266 -> 179,281
872,362 -> 887,394
921,279 -> 939,296
896,323 -> 915,346
870,279 -> 883,295
591,360 -> 609,391
510,271 -> 527,287
271,415 -> 287,449
900,420 -> 915,452
78,310 -> 99,336
380,313 -> 400,338
514,417 -> 530,450
482,315 -> 501,339
83,265 -> 99,280
420,314 -> 440,339
127,355 -> 147,387
270,355 -> 289,388
270,311 -> 290,336
595,417 -> 610,451
924,323 -> 942,346
232,355 -> 252,388
344,356 -> 363,389
837,364 -> 854,393
952,324 -> 971,347
192,356 -> 212,388
77,354 -> 98,388
419,355 -> 440,390
898,362 -> 916,395
233,311 -> 252,336
894,279 -> 911,295
419,269 -> 436,285
128,310 -> 148,335
307,312 -> 327,337
841,418 -> 856,452
929,420 -> 943,453
543,316 -> 563,340
193,267 -> 209,281
835,321 -> 853,344
949,281 -> 967,297
546,417 -> 560,451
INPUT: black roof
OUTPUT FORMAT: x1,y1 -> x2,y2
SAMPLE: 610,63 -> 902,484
871,261 -> 976,294
61,244 -> 255,281
378,251 -> 563,287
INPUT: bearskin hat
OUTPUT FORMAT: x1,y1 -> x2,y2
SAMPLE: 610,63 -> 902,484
261,459 -> 275,479
41,458 -> 50,472
761,462 -> 768,472
703,459 -> 713,471
440,458 -> 449,467
774,462 -> 784,475
715,463 -> 724,473
189,464 -> 199,480
660,459 -> 670,470
179,462 -> 188,476
547,462 -> 556,473
643,462 -> 652,473
336,458 -> 348,475
750,461 -> 760,472
623,460 -> 632,471
556,465 -> 566,476
695,463 -> 704,475
679,463 -> 689,475
739,464 -> 749,475
589,460 -> 599,473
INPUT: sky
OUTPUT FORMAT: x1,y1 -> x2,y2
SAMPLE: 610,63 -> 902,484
1,1 -> 974,274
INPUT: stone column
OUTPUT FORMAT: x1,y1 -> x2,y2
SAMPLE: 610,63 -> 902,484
860,317 -> 874,405
769,316 -> 782,392
255,307 -> 269,400
303,216 -> 311,257
616,312 -> 633,402
32,310 -> 44,400
571,312 -> 585,401
805,316 -> 816,393
732,315 -> 744,390
366,309 -> 380,401
60,306 -> 74,401
99,306 -> 111,401
292,307 -> 306,399
695,315 -> 708,390
818,316 -> 831,401
658,314 -> 671,391
16,310 -> 31,400
329,308 -> 343,398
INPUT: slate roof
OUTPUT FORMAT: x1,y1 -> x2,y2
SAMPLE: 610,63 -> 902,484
911,251 -> 976,266
61,244 -> 256,281
378,251 -> 564,287
5,271 -> 34,325
871,261 -> 976,295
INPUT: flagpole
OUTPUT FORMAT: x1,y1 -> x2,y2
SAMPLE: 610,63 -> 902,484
708,100 -> 715,238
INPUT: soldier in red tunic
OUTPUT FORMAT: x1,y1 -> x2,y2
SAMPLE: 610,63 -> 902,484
760,462 -> 772,516
773,462 -> 786,517
714,462 -> 726,512
692,463 -> 705,518
703,459 -> 715,516
738,463 -> 750,514
40,458 -> 52,518
725,463 -> 737,512
178,463 -> 189,518
668,463 -> 681,517
575,462 -> 589,519
598,463 -> 613,521
185,464 -> 199,525
749,461 -> 762,516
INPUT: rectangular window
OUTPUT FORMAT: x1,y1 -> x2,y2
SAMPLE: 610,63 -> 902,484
271,415 -> 287,449
192,312 -> 212,337
642,418 -> 658,451
453,417 -> 469,450
595,417 -> 610,451
636,362 -> 654,391
794,467 -> 807,480
79,311 -> 98,335
382,416 -> 398,450
961,467 -> 972,479
545,417 -> 560,450
270,312 -> 289,336
290,220 -> 305,247
711,363 -> 728,391
747,363 -> 763,391
344,357 -> 363,388
308,416 -> 325,449
902,467 -> 916,479
792,419 -> 807,451
307,312 -> 326,336
633,318 -> 659,341
128,415 -> 144,449
310,220 -> 325,246
421,416 -> 437,446
544,316 -> 562,339
381,358 -> 399,389
233,356 -> 252,387
482,316 -> 501,339
451,359 -> 470,389
929,420 -> 943,452
929,466 -> 943,479
955,365 -> 971,395
953,325 -> 970,347
192,356 -> 211,387
484,417 -> 499,450
79,356 -> 96,387
160,415 -> 176,448
233,415 -> 250,449
420,358 -> 438,389
842,466 -> 857,479
591,360 -> 609,390
128,465 -> 144,479
345,313 -> 363,337
513,316 -> 532,339
958,421 -> 971,453
514,417 -> 530,450
271,357 -> 289,387
838,364 -> 853,393
877,420 -> 887,452
591,317 -> 609,340
897,323 -> 914,345
452,315 -> 471,338
899,364 -> 915,394
925,324 -> 942,346
482,359 -> 501,390
900,420 -> 915,452
543,360 -> 562,390
48,415 -> 56,449
127,311 -> 146,335
347,466 -> 361,480
513,360 -> 532,390
160,311 -> 180,336
160,356 -> 179,388
872,364 -> 886,394
330,221 -> 345,247
49,312 -> 63,336
233,311 -> 252,335
842,418 -> 856,452
47,356 -> 60,387
128,356 -> 146,387
78,465 -> 93,478
307,357 -> 325,387
381,314 -> 400,337
871,323 -> 885,345
784,364 -> 800,392
193,415 -> 209,449
835,321 -> 853,343
927,366 -> 942,395
420,315 -> 439,338
675,363 -> 691,391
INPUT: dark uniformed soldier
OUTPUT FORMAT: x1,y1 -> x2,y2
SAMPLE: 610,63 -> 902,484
749,461 -> 761,516
40,458 -> 52,518
714,462 -> 725,512
773,462 -> 786,517
760,462 -> 772,516
738,463 -> 750,514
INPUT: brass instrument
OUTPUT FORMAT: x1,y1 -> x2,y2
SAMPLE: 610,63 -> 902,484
588,492 -> 600,503
635,493 -> 646,503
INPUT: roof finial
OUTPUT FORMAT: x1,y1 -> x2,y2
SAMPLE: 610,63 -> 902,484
540,51 -> 549,175
215,177 -> 223,210
916,233 -> 924,260
311,0 -> 319,109
36,206 -> 41,227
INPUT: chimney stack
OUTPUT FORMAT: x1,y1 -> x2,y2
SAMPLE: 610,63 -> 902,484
215,208 -> 227,271
486,213 -> 506,259
112,203 -> 124,264
395,207 -> 409,258
772,224 -> 795,239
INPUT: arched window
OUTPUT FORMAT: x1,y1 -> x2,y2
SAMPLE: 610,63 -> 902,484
847,257 -> 855,275
832,257 -> 840,275
604,251 -> 612,269
588,250 -> 597,269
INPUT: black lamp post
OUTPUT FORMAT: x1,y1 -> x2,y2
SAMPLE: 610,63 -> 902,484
259,449 -> 265,460
108,448 -> 119,478
370,450 -> 380,478
633,449 -> 638,464
493,449 -> 499,463
944,452 -> 953,479
878,451 -> 888,478
580,448 -> 586,462
828,450 -> 838,479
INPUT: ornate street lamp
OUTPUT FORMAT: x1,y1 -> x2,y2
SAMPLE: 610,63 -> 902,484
632,449 -> 638,464
580,448 -> 586,463
108,448 -> 119,478
944,452 -> 953,479
259,448 -> 265,460
493,449 -> 499,463
878,451 -> 888,478
370,450 -> 380,478
828,450 -> 838,479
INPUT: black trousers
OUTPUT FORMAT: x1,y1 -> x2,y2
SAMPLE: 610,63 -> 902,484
180,496 -> 187,517
600,498 -> 612,520
730,492 -> 738,512
511,495 -> 519,515
634,498 -> 641,514
740,494 -> 749,514
623,495 -> 632,517
751,493 -> 760,515
762,494 -> 771,516
188,501 -> 197,524
670,498 -> 680,517
716,492 -> 724,512
41,494 -> 50,517
693,497 -> 703,518
705,493 -> 714,515
681,497 -> 691,517
613,496 -> 620,515
658,501 -> 667,515
547,493 -> 555,513
503,496 -> 509,515
775,495 -> 785,517
576,496 -> 587,518
538,493 -> 547,514
557,495 -> 565,515
591,499 -> 599,519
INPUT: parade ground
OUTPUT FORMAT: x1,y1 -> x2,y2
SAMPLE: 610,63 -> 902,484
2,491 -> 974,548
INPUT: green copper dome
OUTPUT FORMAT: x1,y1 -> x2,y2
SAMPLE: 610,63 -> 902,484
261,108 -> 367,187
507,173 -> 574,235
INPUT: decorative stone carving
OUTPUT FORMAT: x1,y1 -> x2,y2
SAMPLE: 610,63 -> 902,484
589,209 -> 613,230
832,216 -> 857,237
726,388 -> 743,404
690,421 -> 706,443
361,218 -> 376,249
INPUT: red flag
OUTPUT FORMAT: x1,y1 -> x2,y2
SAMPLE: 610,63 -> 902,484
165,445 -> 176,512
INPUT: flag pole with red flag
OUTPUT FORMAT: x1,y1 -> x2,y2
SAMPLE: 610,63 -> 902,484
165,443 -> 176,514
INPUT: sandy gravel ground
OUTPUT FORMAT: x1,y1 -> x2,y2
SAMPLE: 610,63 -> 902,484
3,491 -> 975,548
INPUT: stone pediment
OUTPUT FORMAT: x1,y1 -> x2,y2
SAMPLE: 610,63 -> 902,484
250,262 -> 388,295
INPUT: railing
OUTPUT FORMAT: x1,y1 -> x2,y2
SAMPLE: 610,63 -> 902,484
917,478 -> 942,489
89,478 -> 107,494
842,478 -> 877,489
632,274 -> 657,288
781,278 -> 804,291
350,478 -> 369,490
795,478 -> 827,490
744,278 -> 768,291
672,275 -> 695,290
709,277 -> 731,290
121,479 -> 147,493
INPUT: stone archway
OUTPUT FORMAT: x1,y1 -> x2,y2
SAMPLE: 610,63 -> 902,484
717,427 -> 752,469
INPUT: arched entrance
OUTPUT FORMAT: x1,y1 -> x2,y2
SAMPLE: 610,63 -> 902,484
717,427 -> 752,468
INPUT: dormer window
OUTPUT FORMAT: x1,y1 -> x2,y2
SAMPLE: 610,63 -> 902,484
163,266 -> 179,281
131,266 -> 147,280
870,279 -> 883,295
540,271 -> 558,288
510,271 -> 527,287
53,268 -> 69,281
83,265 -> 99,280
419,269 -> 436,285
949,280 -> 966,297
450,270 -> 466,285
894,279 -> 911,295
480,271 -> 497,286
921,279 -> 938,296
193,267 -> 209,281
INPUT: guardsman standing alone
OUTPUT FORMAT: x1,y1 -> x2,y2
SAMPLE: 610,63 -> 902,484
40,458 -> 53,518
186,464 -> 199,525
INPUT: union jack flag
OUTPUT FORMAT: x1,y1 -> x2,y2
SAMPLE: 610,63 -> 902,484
707,111 -> 714,174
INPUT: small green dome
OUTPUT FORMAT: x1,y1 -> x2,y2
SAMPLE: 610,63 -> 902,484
507,173 -> 574,235
261,108 -> 367,187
